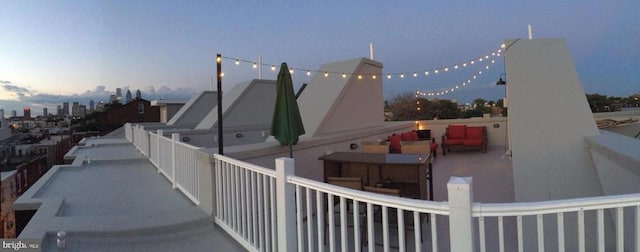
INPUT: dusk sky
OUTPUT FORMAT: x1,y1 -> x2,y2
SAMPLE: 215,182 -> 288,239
1,1 -> 639,116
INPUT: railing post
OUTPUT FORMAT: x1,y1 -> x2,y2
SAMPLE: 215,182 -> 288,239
171,133 -> 179,189
275,158 -> 297,252
156,130 -> 163,173
448,176 -> 475,252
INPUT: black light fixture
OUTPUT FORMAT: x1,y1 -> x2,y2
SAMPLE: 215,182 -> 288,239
496,73 -> 506,85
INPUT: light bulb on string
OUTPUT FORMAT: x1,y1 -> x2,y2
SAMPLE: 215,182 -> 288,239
342,73 -> 346,78
324,72 -> 329,77
400,73 -> 404,78
306,70 -> 311,76
289,69 -> 294,74
372,75 -> 376,79
271,65 -> 276,71
252,62 -> 257,68
424,70 -> 429,75
387,74 -> 391,79
235,59 -> 240,65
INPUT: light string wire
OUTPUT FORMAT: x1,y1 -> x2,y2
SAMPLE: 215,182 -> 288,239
220,46 -> 503,79
415,55 -> 499,97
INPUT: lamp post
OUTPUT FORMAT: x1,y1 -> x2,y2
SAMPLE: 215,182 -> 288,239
216,54 -> 223,155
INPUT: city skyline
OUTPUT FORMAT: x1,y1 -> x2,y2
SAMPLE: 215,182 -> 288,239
1,1 -> 639,116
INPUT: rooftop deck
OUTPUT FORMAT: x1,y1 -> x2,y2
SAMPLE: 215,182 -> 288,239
15,138 -> 244,252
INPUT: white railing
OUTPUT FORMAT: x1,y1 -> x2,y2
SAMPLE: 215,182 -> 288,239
174,140 -> 200,203
148,131 -> 159,167
128,124 -> 202,205
132,124 -> 150,157
474,194 -> 640,252
126,123 -> 640,252
124,123 -> 133,142
214,154 -> 278,252
289,175 -> 450,252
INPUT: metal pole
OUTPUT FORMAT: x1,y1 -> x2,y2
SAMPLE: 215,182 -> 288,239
216,54 -> 224,155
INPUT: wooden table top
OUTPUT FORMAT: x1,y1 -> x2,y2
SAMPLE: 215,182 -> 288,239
318,152 -> 430,165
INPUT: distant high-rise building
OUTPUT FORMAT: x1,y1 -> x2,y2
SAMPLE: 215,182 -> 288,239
11,110 -> 17,117
125,90 -> 132,104
23,107 -> 31,119
89,100 -> 95,113
97,101 -> 105,111
109,95 -> 117,104
136,90 -> 142,100
43,108 -> 48,117
78,105 -> 87,118
57,105 -> 63,116
0,109 -> 4,120
63,102 -> 69,116
72,102 -> 79,117
116,88 -> 122,102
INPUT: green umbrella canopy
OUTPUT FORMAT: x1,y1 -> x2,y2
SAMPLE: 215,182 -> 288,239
271,63 -> 305,156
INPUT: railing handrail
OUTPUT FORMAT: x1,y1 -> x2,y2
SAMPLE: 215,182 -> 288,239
474,193 -> 640,217
288,175 -> 451,215
213,153 -> 276,177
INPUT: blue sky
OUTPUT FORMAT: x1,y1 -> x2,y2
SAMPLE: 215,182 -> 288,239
1,1 -> 639,116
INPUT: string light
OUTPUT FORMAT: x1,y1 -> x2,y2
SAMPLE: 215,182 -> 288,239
219,45 -> 502,80
416,58 -> 497,98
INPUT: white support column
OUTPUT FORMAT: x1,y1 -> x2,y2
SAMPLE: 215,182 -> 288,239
275,158 -> 297,252
448,177 -> 475,252
171,133 -> 179,189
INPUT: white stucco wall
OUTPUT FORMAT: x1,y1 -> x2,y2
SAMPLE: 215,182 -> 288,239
167,91 -> 217,127
195,79 -> 276,130
297,58 -> 385,137
506,38 -> 602,202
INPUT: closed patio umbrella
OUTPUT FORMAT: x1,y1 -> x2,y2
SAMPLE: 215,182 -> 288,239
271,63 -> 305,158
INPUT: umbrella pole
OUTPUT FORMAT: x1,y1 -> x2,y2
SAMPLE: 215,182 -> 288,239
289,143 -> 293,158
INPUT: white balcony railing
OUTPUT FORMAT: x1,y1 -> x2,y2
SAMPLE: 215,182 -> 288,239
127,123 -> 201,205
125,123 -> 640,252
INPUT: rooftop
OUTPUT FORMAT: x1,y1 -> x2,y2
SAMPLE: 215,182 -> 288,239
12,39 -> 640,251
14,137 -> 244,251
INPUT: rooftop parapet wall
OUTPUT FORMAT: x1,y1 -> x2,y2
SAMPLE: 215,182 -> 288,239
167,91 -> 217,127
195,79 -> 276,130
506,38 -> 602,202
297,58 -> 385,137
587,130 -> 640,196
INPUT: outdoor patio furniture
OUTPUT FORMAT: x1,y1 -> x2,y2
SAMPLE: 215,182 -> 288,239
362,141 -> 390,153
441,125 -> 487,155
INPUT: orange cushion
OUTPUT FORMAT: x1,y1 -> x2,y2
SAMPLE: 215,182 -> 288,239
463,139 -> 483,146
388,134 -> 401,153
466,127 -> 484,139
400,132 -> 413,141
410,131 -> 419,141
447,125 -> 466,139
444,139 -> 464,145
